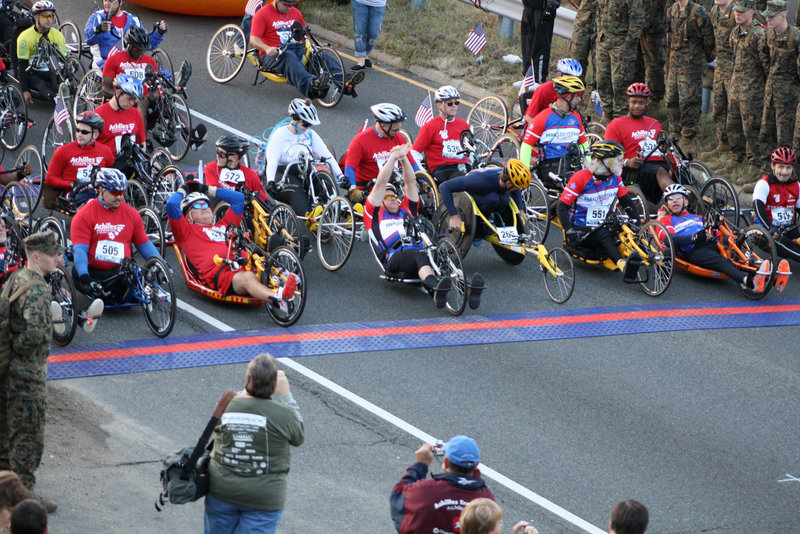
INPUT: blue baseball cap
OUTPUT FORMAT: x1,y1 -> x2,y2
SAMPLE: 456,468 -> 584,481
444,435 -> 480,468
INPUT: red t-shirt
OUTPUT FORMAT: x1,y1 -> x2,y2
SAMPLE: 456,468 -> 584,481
109,12 -> 129,40
604,115 -> 665,162
411,116 -> 469,172
345,127 -> 418,188
250,2 -> 305,49
45,141 -> 115,189
70,199 -> 149,271
203,162 -> 268,202
524,80 -> 557,119
95,101 -> 147,154
102,50 -> 158,95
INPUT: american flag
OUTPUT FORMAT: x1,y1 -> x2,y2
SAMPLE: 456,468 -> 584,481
518,64 -> 537,96
464,23 -> 487,56
53,95 -> 70,136
414,94 -> 433,127
107,38 -> 123,58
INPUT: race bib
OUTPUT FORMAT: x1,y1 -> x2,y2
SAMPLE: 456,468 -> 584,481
442,139 -> 461,160
497,225 -> 519,244
125,66 -> 146,81
585,206 -> 608,226
772,207 -> 793,225
95,240 -> 124,264
76,166 -> 93,183
219,168 -> 245,188
638,138 -> 661,158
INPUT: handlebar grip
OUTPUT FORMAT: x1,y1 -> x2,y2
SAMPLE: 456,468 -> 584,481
213,255 -> 225,266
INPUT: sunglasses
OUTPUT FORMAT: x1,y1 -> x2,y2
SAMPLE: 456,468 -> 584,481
75,128 -> 93,135
666,194 -> 684,202
38,12 -> 55,19
216,149 -> 237,159
191,201 -> 210,210
106,190 -> 125,197
445,101 -> 460,107
383,194 -> 399,201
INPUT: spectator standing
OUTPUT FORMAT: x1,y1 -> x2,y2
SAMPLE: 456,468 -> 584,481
569,0 -> 596,87
637,0 -> 668,108
609,499 -> 649,534
350,0 -> 385,70
521,0 -> 559,83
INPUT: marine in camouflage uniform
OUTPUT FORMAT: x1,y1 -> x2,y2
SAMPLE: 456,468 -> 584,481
702,0 -> 737,158
666,0 -> 716,147
595,0 -> 644,120
761,0 -> 800,150
570,0 -> 597,86
636,0 -> 668,103
0,232 -> 59,492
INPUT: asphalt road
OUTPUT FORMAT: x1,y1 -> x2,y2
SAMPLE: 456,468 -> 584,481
12,2 -> 800,533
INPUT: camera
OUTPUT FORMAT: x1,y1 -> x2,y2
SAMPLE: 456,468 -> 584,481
433,439 -> 445,457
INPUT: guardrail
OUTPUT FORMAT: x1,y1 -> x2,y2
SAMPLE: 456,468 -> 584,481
456,0 -> 577,40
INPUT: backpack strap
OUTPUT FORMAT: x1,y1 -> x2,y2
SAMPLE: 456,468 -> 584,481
181,390 -> 236,479
9,279 -> 45,304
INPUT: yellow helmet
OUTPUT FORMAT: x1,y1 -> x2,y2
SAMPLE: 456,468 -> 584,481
553,75 -> 585,95
503,159 -> 531,189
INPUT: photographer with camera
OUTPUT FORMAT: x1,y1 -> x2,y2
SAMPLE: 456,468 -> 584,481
390,435 -> 494,534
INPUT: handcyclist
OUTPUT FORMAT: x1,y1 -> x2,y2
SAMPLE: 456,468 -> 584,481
343,103 -> 421,203
264,98 -> 343,216
84,0 -> 166,70
204,134 -> 268,202
605,83 -> 674,203
411,86 -> 470,184
43,111 -> 115,209
520,75 -> 590,183
364,143 -> 484,309
556,141 -> 644,281
94,74 -> 146,157
657,183 -> 781,292
166,182 -> 297,303
752,146 -> 800,269
523,58 -> 584,124
16,0 -> 66,103
101,25 -> 158,128
439,158 -> 529,237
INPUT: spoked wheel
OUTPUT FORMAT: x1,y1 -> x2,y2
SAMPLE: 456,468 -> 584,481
153,165 -> 184,217
268,203 -> 304,258
264,246 -> 306,326
414,170 -> 439,221
206,24 -> 247,83
58,21 -> 82,59
316,196 -> 355,271
433,239 -> 467,316
308,169 -> 339,208
0,83 -> 28,150
312,46 -> 345,109
617,184 -> 650,223
636,221 -> 674,297
1,180 -> 33,228
48,265 -> 78,346
149,147 -> 173,175
63,56 -> 86,91
676,160 -> 711,190
700,177 -> 739,228
509,94 -> 524,123
125,179 -> 149,210
541,246 -> 575,304
138,207 -> 165,257
35,216 -> 66,247
14,145 -> 44,212
585,121 -> 605,137
467,96 -> 508,150
142,256 -> 176,337
73,69 -> 104,116
434,192 -> 476,259
151,48 -> 174,79
42,116 -> 74,169
153,94 -> 191,161
490,132 -> 520,160
736,225 -> 777,300
522,180 -> 550,245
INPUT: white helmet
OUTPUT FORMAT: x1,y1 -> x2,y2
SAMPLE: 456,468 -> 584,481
556,58 -> 583,77
288,98 -> 320,126
370,103 -> 407,123
434,86 -> 460,102
181,192 -> 210,214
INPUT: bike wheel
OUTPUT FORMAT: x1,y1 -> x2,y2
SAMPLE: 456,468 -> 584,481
434,192 -> 476,259
73,69 -> 104,117
49,265 -> 78,346
737,224 -> 777,300
149,147 -> 173,175
700,177 -> 739,228
142,256 -> 176,337
618,184 -> 650,223
42,116 -> 74,170
264,246 -> 305,326
541,246 -> 574,304
138,207 -> 165,257
0,83 -> 27,150
1,180 -> 32,228
268,203 -> 303,258
636,221 -> 674,297
522,179 -> 550,244
467,96 -> 508,150
64,56 -> 85,91
491,243 -> 525,265
154,165 -> 183,217
159,94 -> 191,161
58,21 -> 82,59
213,201 -> 230,223
151,48 -> 174,79
490,132 -> 520,160
434,239 -> 466,316
312,45 -> 345,109
309,169 -> 338,208
206,24 -> 247,83
509,94 -> 524,123
14,145 -> 43,212
415,170 -> 440,221
35,215 -> 66,247
316,196 -> 355,271
585,121 -> 606,137
676,160 -> 711,190
125,179 -> 149,210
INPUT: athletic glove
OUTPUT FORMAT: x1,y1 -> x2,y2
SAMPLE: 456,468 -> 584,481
348,186 -> 365,203
691,230 -> 706,244
565,228 -> 584,247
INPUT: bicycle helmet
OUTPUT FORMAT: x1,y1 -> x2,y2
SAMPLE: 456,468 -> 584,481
503,158 -> 531,189
181,192 -> 210,214
556,58 -> 583,77
371,103 -> 407,123
113,74 -> 144,99
31,0 -> 55,14
771,146 -> 797,165
590,140 -> 624,160
215,134 -> 249,156
288,98 -> 320,126
553,75 -> 585,95
626,82 -> 651,98
434,86 -> 461,102
125,25 -> 152,51
95,168 -> 127,192
75,111 -> 104,132
664,183 -> 690,198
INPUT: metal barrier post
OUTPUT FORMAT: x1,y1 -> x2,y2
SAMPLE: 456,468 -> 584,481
410,0 -> 427,10
498,15 -> 515,40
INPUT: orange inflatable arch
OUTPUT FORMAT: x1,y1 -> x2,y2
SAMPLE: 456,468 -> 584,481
128,0 -> 278,18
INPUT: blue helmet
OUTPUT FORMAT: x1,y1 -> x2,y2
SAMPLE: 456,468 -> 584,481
113,74 -> 144,99
95,168 -> 127,192
557,58 -> 583,77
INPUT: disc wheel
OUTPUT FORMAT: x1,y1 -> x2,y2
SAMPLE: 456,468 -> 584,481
467,95 -> 508,151
142,256 -> 176,337
541,246 -> 575,304
316,196 -> 355,271
312,46 -> 345,109
736,225 -> 777,300
48,265 -> 78,346
434,192 -> 476,259
206,24 -> 247,83
264,246 -> 306,326
700,177 -> 739,228
522,179 -> 550,245
268,203 -> 303,259
636,221 -> 674,297
1,180 -> 33,228
0,83 -> 27,150
490,132 -> 520,160
14,145 -> 43,212
433,239 -> 467,316
73,69 -> 104,116
414,170 -> 439,221
125,179 -> 149,210
138,207 -> 165,257
42,116 -> 74,170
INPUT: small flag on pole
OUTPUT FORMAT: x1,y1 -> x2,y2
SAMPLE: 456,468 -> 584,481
464,23 -> 487,56
518,64 -> 537,96
107,38 -> 123,58
53,95 -> 69,136
414,94 -> 433,127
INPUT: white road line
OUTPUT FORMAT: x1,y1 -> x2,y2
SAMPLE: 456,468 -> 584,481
176,299 -> 234,332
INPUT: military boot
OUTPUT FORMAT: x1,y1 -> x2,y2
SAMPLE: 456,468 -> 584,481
700,140 -> 731,160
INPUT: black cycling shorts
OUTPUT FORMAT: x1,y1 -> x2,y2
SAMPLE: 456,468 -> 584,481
622,161 -> 671,203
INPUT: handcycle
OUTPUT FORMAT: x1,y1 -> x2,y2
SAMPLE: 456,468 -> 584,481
143,63 -> 194,161
0,77 -> 28,150
0,146 -> 41,228
172,222 -> 306,326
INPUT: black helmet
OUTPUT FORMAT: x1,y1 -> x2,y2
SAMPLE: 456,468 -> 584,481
126,25 -> 151,51
215,134 -> 248,156
75,111 -> 104,132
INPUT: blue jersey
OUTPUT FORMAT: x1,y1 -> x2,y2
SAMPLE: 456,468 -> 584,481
522,107 -> 587,161
439,167 -> 524,218
658,212 -> 704,254
559,169 -> 628,227
84,9 -> 164,69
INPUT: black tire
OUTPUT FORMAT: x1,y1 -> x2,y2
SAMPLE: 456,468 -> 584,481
58,21 -> 82,59
14,145 -> 43,212
0,83 -> 27,150
676,160 -> 711,189
142,256 -> 176,337
49,265 -> 78,346
308,169 -> 338,208
151,48 -> 174,80
433,239 -> 466,316
700,177 -> 739,229
41,116 -> 74,170
736,225 -> 777,300
138,207 -> 165,257
153,94 -> 191,161
541,246 -> 575,304
617,184 -> 650,223
63,56 -> 85,91
316,196 -> 355,271
636,221 -> 674,297
491,243 -> 525,265
414,170 -> 439,221
206,24 -> 247,83
268,203 -> 303,259
490,132 -> 520,160
264,246 -> 305,326
467,95 -> 508,149
125,179 -> 149,210
1,180 -> 32,229
213,201 -> 230,223
434,192 -> 476,259
35,216 -> 66,247
153,165 -> 183,218
73,68 -> 104,117
521,180 -> 550,244
149,147 -> 173,175
312,46 -> 345,109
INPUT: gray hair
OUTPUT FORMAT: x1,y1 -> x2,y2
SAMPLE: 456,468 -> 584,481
244,353 -> 279,398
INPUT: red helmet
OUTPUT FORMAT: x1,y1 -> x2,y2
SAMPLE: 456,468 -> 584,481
626,83 -> 651,98
771,146 -> 797,165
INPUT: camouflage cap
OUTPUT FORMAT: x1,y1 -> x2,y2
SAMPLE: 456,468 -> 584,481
763,0 -> 787,16
732,0 -> 756,11
24,231 -> 63,254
